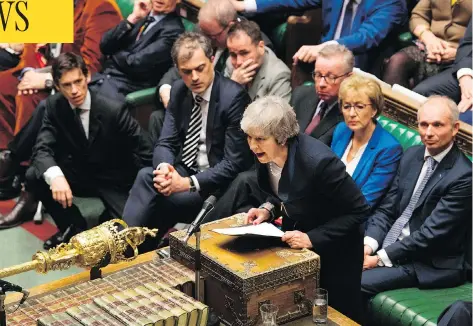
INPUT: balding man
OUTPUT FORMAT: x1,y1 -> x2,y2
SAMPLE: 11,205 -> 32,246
362,96 -> 471,311
156,0 -> 273,108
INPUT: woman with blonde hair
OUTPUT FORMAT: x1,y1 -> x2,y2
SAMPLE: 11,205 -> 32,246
331,74 -> 403,209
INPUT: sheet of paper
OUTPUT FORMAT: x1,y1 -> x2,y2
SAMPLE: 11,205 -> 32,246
211,222 -> 284,238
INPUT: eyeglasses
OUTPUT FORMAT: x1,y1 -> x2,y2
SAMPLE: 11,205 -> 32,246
312,72 -> 350,84
342,103 -> 373,111
206,24 -> 228,38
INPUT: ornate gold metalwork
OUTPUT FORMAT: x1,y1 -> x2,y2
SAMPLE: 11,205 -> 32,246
0,219 -> 157,278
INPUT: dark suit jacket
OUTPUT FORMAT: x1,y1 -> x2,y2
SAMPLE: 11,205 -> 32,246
30,89 -> 152,189
291,84 -> 343,146
156,18 -> 274,96
153,72 -> 253,194
255,134 -> 369,321
99,13 -> 184,94
257,134 -> 369,252
331,122 -> 403,208
365,144 -> 472,288
453,18 -> 472,73
0,49 -> 20,71
253,0 -> 407,70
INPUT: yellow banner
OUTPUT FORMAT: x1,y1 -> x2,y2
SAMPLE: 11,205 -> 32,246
0,0 -> 73,43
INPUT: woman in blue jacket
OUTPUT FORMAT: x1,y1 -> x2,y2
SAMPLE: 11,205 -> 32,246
331,75 -> 403,209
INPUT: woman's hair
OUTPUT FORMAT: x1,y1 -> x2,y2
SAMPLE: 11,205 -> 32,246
338,74 -> 384,119
241,96 -> 299,145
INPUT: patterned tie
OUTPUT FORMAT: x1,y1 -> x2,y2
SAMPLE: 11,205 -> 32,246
74,108 -> 87,138
382,156 -> 437,249
340,0 -> 355,38
304,102 -> 327,135
182,95 -> 203,168
136,16 -> 155,40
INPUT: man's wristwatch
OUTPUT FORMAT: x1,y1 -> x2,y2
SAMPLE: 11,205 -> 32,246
376,254 -> 385,267
258,202 -> 275,221
44,78 -> 54,90
188,177 -> 197,192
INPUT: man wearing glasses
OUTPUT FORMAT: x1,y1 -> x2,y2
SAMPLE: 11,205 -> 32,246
291,44 -> 353,146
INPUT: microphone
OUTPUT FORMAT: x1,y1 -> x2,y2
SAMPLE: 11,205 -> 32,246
0,280 -> 23,293
183,195 -> 217,243
0,280 -> 29,305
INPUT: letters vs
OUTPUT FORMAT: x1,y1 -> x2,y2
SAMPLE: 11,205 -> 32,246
0,1 -> 28,32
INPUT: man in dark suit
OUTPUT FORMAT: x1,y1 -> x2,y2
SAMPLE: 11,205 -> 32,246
437,301 -> 472,326
95,0 -> 184,101
0,43 -> 22,71
0,0 -> 183,201
156,0 -> 274,109
0,0 -> 123,150
208,44 -> 353,222
22,53 -> 152,249
122,32 -> 252,247
292,43 -> 353,146
230,0 -> 407,72
414,19 -> 472,124
362,96 -> 472,319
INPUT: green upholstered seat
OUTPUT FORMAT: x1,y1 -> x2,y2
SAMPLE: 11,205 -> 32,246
115,0 -> 133,18
377,116 -> 422,150
270,22 -> 287,58
124,16 -> 195,126
369,283 -> 472,326
181,17 -> 195,31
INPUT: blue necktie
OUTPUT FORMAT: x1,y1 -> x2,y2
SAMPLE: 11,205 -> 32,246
382,156 -> 437,249
340,0 -> 355,38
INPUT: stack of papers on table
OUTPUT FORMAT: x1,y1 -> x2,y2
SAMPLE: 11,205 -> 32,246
211,222 -> 284,238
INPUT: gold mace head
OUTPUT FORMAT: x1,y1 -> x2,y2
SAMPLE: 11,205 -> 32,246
33,219 -> 158,273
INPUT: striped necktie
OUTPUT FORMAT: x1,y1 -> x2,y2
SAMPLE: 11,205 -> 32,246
136,16 -> 155,41
382,156 -> 437,249
182,95 -> 203,168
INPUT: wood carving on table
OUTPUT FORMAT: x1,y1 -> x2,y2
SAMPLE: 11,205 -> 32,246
169,214 -> 320,326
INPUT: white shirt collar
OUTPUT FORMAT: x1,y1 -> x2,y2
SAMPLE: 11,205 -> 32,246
69,90 -> 91,111
192,76 -> 214,103
424,142 -> 454,163
149,12 -> 164,20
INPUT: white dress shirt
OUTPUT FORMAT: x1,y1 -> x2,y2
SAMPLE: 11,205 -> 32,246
244,0 -> 361,41
364,142 -> 454,267
341,139 -> 368,177
333,0 -> 361,40
311,100 -> 337,120
142,13 -> 165,36
157,79 -> 215,192
43,91 -> 92,185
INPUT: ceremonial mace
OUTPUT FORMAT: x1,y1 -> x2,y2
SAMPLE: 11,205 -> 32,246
0,219 -> 158,279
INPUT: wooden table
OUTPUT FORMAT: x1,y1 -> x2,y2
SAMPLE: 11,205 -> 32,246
5,251 -> 358,325
283,308 -> 359,326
